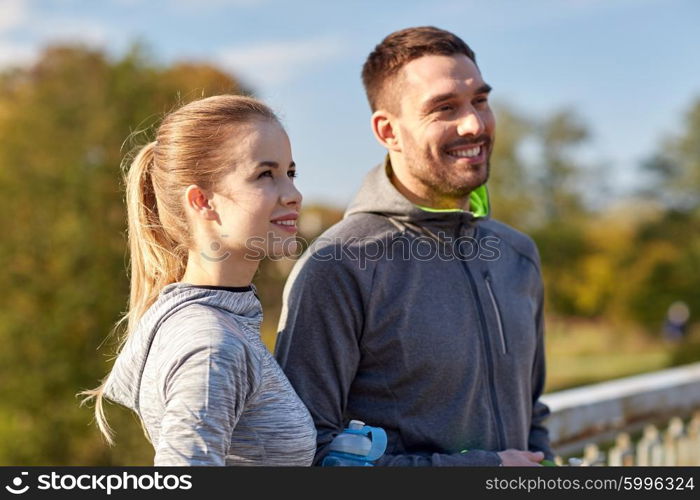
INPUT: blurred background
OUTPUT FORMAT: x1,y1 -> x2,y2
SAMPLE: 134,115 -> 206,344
1,0 -> 699,465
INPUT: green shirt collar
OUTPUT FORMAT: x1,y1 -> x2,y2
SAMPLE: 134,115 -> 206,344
414,184 -> 490,218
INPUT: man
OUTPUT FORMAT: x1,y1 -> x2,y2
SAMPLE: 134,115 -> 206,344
275,26 -> 553,466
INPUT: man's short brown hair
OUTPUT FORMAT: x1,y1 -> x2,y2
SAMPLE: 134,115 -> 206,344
361,26 -> 477,113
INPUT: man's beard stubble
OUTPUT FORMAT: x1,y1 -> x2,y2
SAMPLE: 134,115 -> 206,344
405,141 -> 492,200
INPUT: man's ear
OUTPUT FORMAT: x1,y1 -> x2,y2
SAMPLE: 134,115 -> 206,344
370,110 -> 401,153
185,185 -> 218,221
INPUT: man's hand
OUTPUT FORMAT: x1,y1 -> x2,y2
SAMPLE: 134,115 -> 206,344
497,449 -> 544,466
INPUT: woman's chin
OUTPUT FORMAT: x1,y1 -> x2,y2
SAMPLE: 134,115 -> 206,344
268,238 -> 301,259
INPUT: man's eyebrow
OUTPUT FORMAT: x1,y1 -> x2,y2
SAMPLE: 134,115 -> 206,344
422,84 -> 493,110
422,92 -> 458,110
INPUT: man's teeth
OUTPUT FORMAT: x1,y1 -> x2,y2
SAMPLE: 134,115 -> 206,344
273,220 -> 296,226
448,146 -> 481,158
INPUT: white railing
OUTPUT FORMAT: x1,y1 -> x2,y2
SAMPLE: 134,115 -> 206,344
541,361 -> 700,465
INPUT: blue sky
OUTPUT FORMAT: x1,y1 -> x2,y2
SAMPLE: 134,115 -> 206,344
2,0 -> 699,207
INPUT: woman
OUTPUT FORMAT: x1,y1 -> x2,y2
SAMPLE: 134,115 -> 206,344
82,95 -> 316,466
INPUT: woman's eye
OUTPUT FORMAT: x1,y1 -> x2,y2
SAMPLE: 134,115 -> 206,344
258,170 -> 273,179
288,170 -> 297,178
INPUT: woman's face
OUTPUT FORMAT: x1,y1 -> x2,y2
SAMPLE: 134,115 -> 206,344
204,119 -> 302,262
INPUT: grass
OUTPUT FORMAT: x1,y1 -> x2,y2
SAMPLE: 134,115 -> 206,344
544,316 -> 678,393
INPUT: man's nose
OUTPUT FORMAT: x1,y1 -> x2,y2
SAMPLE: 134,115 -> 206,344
457,109 -> 485,136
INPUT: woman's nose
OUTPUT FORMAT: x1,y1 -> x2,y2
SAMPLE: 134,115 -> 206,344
281,181 -> 302,208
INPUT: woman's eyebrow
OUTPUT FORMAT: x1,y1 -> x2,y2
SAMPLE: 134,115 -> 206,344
256,161 -> 296,168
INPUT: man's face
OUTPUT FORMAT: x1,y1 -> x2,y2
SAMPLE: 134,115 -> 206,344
392,54 -> 495,204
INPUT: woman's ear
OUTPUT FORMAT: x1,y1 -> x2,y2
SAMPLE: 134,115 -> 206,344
370,110 -> 401,153
185,185 -> 218,221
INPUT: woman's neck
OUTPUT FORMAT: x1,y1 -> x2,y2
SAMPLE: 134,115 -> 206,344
181,250 -> 259,287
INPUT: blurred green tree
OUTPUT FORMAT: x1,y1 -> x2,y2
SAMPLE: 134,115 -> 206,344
487,103 -> 537,229
620,96 -> 700,332
518,109 -> 596,316
642,97 -> 700,211
536,108 -> 589,223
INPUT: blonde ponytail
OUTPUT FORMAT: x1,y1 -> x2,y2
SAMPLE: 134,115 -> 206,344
123,141 -> 187,335
80,141 -> 187,444
81,94 -> 279,445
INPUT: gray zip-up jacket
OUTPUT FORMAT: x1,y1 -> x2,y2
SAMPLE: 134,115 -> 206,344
275,160 -> 552,466
103,283 -> 316,466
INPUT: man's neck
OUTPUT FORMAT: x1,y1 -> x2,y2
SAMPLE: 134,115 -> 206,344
387,153 -> 470,211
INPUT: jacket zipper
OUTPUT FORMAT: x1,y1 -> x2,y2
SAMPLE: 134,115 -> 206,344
410,221 -> 509,450
456,226 -> 507,452
484,274 -> 508,355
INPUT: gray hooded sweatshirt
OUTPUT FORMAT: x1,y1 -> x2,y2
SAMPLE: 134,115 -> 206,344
275,159 -> 552,466
103,283 -> 316,466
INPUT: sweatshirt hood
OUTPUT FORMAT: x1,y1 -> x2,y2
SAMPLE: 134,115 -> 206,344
103,283 -> 261,413
344,156 -> 490,224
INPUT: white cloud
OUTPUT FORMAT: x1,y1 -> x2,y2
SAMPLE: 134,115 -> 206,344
217,36 -> 345,89
0,0 -> 33,68
172,0 -> 268,9
0,0 -> 112,69
113,0 -> 267,7
0,41 -> 36,67
0,0 -> 28,33
33,17 -> 110,46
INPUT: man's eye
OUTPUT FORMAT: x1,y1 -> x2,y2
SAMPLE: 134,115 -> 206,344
257,170 -> 273,179
434,104 -> 454,113
475,96 -> 489,105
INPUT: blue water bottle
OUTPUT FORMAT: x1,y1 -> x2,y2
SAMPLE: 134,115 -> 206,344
321,420 -> 388,466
